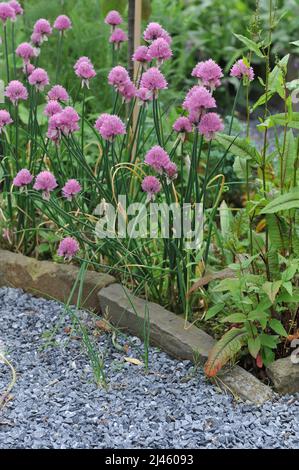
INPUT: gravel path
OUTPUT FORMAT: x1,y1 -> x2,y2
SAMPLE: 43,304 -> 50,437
0,287 -> 298,449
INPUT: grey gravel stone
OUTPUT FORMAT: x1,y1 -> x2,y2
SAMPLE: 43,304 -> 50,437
0,287 -> 298,449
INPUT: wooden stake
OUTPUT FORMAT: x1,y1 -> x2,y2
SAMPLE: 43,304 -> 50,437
131,0 -> 142,161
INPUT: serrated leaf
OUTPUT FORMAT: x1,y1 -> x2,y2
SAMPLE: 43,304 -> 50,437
269,319 -> 288,337
204,328 -> 248,377
248,337 -> 261,359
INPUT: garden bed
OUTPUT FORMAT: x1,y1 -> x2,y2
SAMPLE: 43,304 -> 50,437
1,1 -> 299,420
1,248 -> 298,401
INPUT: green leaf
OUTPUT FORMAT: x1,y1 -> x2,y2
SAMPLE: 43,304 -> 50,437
221,313 -> 247,323
248,337 -> 261,359
247,310 -> 269,329
267,249 -> 280,280
269,319 -> 288,337
261,187 -> 299,214
260,334 -> 279,349
262,346 -> 276,366
215,133 -> 260,162
254,55 -> 290,110
233,156 -> 251,179
252,92 -> 274,111
205,303 -> 225,320
266,214 -> 289,251
268,55 -> 290,97
37,243 -> 50,254
281,130 -> 296,188
259,112 -> 299,130
262,280 -> 282,304
282,264 -> 298,282
233,34 -> 264,58
283,281 -> 293,296
213,278 -> 241,294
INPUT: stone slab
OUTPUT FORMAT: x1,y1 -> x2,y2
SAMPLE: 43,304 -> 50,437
266,356 -> 299,394
0,249 -> 116,311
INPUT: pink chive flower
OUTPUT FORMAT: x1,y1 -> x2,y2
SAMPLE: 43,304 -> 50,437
33,18 -> 52,41
192,59 -> 223,91
16,42 -> 35,64
140,67 -> 168,96
95,114 -> 126,141
108,66 -> 130,92
136,87 -> 153,105
94,113 -> 110,132
28,67 -> 49,91
54,15 -> 72,32
109,28 -> 127,47
31,32 -> 43,48
13,169 -> 33,187
33,171 -> 58,200
0,2 -> 15,23
165,161 -> 178,181
173,117 -> 193,134
0,109 -> 13,133
62,179 -> 81,201
142,175 -> 161,201
5,80 -> 28,105
230,59 -> 254,82
183,86 -> 216,123
9,1 -> 23,16
148,38 -> 172,65
143,22 -> 172,44
47,107 -> 80,143
120,80 -> 137,103
58,237 -> 79,260
57,107 -> 80,134
132,46 -> 151,64
75,58 -> 96,88
105,10 -> 122,27
23,63 -> 35,76
74,56 -> 91,70
198,112 -> 224,141
144,146 -> 170,174
47,85 -> 69,102
44,100 -> 62,117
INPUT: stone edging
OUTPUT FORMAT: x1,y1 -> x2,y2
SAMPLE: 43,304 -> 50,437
0,249 -> 280,404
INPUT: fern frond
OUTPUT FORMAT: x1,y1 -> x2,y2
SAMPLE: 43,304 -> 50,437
204,328 -> 248,377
